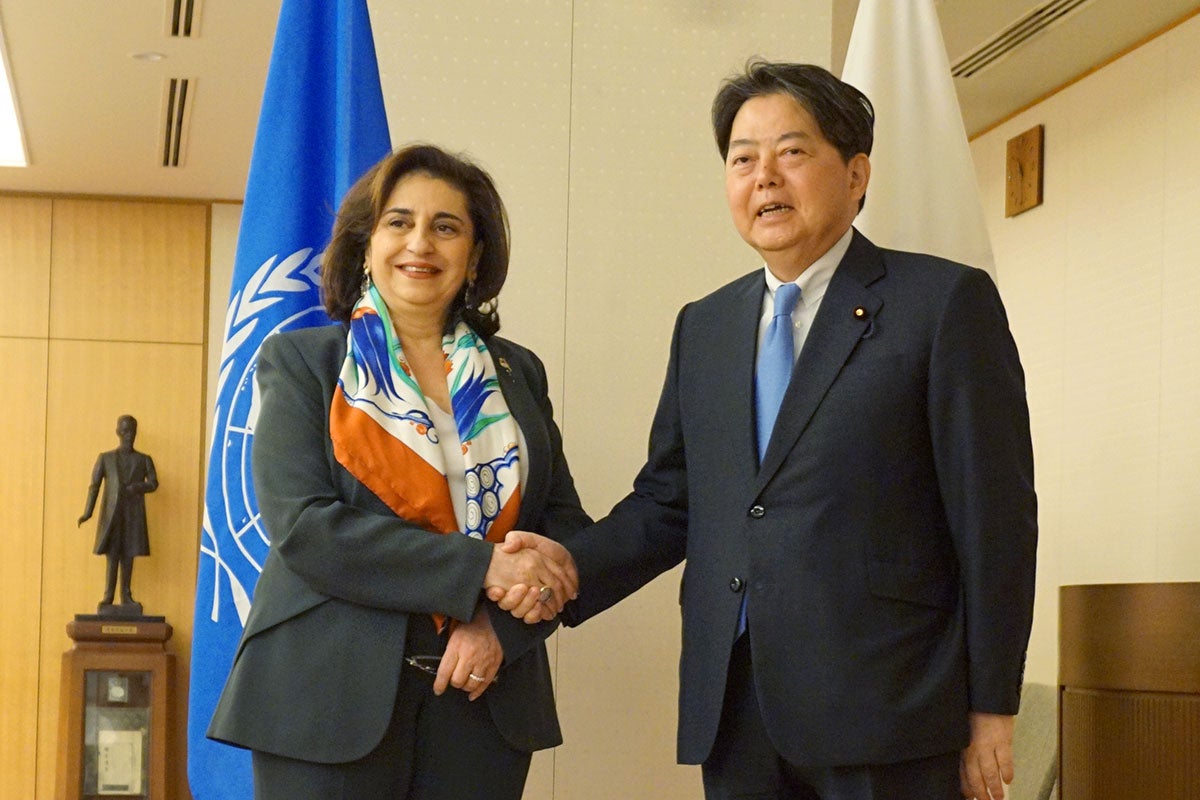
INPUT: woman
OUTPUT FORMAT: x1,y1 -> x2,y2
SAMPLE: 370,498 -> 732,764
208,144 -> 589,799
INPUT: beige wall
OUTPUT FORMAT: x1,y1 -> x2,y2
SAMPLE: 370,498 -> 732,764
22,5 -> 1200,797
970,13 -> 1200,686
204,3 -> 832,798
46,0 -> 1200,796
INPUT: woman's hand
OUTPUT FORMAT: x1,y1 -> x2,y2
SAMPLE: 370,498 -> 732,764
489,584 -> 549,624
434,609 -> 504,701
483,531 -> 578,622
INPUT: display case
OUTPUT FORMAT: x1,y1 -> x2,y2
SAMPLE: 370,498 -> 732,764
56,618 -> 173,800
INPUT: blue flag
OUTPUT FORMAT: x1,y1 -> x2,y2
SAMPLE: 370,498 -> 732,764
187,1 -> 390,796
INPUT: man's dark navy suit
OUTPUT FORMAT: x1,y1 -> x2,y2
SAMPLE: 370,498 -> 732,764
564,229 -> 1038,769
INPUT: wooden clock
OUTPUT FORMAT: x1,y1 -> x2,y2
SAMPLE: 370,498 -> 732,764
1006,124 -> 1044,217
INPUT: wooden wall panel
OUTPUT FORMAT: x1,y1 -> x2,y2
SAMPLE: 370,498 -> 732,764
37,339 -> 203,800
0,196 -> 52,338
0,193 -> 209,799
0,338 -> 48,800
48,199 -> 208,344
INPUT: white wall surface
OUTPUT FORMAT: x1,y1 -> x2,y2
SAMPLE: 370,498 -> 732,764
971,13 -> 1200,686
207,2 -> 834,798
209,8 -> 1200,794
208,6 -> 1200,796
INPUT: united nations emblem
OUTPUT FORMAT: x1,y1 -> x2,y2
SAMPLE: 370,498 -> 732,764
198,248 -> 330,628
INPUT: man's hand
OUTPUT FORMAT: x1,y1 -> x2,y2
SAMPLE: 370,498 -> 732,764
483,531 -> 578,623
959,712 -> 1015,799
434,609 -> 503,701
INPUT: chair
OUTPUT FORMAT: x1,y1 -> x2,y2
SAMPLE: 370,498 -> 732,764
1007,681 -> 1058,800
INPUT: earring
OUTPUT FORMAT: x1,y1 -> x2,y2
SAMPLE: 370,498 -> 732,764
360,257 -> 371,296
464,277 -> 477,310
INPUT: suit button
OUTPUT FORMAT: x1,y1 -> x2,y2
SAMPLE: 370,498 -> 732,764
729,577 -> 744,593
748,505 -> 765,519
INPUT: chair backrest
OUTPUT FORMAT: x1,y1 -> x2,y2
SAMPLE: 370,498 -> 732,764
1008,682 -> 1058,800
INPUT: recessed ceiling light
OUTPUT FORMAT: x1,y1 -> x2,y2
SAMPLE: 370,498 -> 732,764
0,16 -> 28,167
132,51 -> 168,62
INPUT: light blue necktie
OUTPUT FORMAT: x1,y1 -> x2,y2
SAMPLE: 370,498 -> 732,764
755,282 -> 801,461
739,282 -> 800,637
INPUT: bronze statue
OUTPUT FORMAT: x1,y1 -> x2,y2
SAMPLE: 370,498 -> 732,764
78,415 -> 158,612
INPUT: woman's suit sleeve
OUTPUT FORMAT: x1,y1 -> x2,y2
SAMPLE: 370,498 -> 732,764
483,339 -> 593,663
253,330 -> 495,622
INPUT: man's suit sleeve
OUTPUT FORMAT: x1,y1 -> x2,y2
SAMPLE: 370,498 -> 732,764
81,454 -> 104,520
562,309 -> 691,624
928,267 -> 1038,715
137,454 -> 158,494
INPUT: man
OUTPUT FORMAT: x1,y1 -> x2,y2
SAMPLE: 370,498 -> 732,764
499,61 -> 1037,800
79,414 -> 159,608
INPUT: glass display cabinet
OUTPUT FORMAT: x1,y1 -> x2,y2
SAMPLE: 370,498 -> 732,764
57,618 -> 173,800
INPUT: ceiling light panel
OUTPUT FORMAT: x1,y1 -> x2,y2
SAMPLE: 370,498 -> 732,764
0,14 -> 28,167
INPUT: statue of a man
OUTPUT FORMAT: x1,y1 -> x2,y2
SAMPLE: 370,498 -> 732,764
78,415 -> 159,609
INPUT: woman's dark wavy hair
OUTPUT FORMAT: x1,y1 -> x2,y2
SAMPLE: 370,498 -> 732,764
322,143 -> 510,337
711,59 -> 875,210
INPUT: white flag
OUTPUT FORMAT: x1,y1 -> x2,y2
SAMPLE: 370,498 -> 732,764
842,0 -> 995,276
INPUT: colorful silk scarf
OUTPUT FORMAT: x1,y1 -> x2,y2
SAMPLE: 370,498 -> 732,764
330,284 -> 522,625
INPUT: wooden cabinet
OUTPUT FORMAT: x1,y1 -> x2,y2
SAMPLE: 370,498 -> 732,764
56,620 -> 174,800
1059,582 -> 1200,798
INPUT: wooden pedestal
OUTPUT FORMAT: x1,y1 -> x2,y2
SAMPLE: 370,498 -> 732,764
56,617 -> 174,800
1059,582 -> 1200,798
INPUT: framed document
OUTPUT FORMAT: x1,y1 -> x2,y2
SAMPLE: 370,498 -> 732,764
83,670 -> 150,796
97,729 -> 143,794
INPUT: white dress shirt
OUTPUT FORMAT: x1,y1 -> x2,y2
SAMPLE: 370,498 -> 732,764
757,227 -> 854,363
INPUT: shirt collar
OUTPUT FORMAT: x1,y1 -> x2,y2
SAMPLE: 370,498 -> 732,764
762,227 -> 854,307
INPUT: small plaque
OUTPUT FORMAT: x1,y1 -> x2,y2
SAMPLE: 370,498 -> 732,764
101,625 -> 139,636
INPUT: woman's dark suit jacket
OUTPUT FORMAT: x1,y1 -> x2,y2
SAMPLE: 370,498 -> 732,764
207,324 -> 590,763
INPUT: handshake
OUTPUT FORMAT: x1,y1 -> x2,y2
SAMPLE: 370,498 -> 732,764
483,531 -> 578,624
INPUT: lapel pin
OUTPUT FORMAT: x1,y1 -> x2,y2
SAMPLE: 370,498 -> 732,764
498,357 -> 512,374
853,306 -> 867,319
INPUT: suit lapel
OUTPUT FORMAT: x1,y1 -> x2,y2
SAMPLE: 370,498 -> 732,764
488,340 -> 551,530
708,271 -> 765,482
752,231 -> 885,496
118,451 -> 137,484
